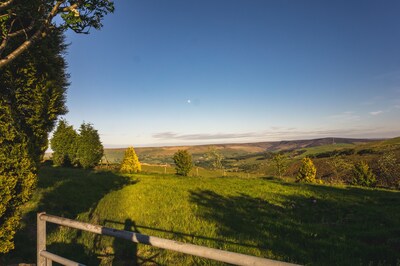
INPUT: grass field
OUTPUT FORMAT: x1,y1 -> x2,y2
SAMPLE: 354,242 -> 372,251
3,165 -> 400,265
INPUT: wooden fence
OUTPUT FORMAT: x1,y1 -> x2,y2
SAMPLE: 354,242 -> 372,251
37,212 -> 300,266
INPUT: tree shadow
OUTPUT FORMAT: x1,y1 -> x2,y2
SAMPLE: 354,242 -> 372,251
112,219 -> 140,265
3,166 -> 136,264
98,219 -> 160,265
189,187 -> 400,266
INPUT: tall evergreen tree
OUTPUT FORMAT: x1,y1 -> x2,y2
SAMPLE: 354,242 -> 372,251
0,29 -> 67,253
75,123 -> 103,169
51,119 -> 78,166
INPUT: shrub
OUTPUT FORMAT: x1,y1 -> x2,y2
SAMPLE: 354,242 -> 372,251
352,161 -> 376,187
173,150 -> 193,176
120,147 -> 141,173
378,151 -> 400,188
296,157 -> 317,183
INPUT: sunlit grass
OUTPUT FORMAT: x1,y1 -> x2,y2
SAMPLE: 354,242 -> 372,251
4,166 -> 400,265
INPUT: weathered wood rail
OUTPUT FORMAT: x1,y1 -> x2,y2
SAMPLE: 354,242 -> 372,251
37,212 -> 300,266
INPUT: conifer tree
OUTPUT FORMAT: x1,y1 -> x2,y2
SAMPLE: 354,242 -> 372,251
75,123 -> 103,169
51,120 -> 78,166
120,147 -> 141,174
296,157 -> 317,183
173,150 -> 193,176
0,29 -> 67,253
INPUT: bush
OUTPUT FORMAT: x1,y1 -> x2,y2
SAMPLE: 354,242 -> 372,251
296,157 -> 317,183
352,161 -> 376,187
120,147 -> 141,173
378,151 -> 400,188
173,150 -> 193,176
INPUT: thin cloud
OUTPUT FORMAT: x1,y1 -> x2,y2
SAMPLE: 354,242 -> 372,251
369,110 -> 384,116
152,127 -> 379,143
328,111 -> 360,121
153,132 -> 256,141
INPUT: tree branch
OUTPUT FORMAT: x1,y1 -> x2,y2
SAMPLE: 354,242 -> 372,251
0,0 -> 15,12
8,20 -> 35,38
0,1 -> 65,68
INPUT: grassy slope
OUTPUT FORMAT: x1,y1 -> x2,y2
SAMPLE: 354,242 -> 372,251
4,166 -> 400,265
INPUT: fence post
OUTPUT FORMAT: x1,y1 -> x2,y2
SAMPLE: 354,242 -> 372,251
37,212 -> 46,266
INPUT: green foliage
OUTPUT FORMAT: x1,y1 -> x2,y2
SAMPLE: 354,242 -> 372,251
173,150 -> 193,176
51,120 -> 78,167
271,153 -> 287,178
0,0 -> 114,68
327,155 -> 352,181
296,157 -> 317,183
352,161 -> 376,187
0,102 -> 37,253
0,29 -> 67,253
120,147 -> 141,174
205,147 -> 224,170
75,123 -> 104,169
378,151 -> 400,188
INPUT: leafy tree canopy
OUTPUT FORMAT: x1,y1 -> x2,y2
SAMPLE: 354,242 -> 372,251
0,0 -> 114,68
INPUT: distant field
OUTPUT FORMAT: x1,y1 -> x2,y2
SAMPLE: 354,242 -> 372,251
4,166 -> 400,265
102,137 -> 377,165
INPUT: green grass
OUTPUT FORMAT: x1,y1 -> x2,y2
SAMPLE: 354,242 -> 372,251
3,166 -> 400,265
296,143 -> 356,158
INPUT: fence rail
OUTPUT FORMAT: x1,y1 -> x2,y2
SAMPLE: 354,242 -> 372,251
37,212 -> 300,266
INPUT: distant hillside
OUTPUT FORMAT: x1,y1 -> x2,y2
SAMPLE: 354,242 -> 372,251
103,137 -> 378,164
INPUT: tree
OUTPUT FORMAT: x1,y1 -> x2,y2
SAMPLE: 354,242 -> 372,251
205,147 -> 224,170
271,153 -> 287,179
173,150 -> 193,176
296,157 -> 317,183
75,123 -> 103,169
0,0 -> 113,254
50,119 -> 78,166
352,161 -> 376,187
0,0 -> 114,68
120,147 -> 141,174
0,28 -> 67,253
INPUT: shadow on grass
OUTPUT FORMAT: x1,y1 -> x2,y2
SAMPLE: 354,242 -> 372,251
4,166 -> 135,264
189,185 -> 400,266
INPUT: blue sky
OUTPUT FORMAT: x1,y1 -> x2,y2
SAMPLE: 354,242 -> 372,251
62,0 -> 400,147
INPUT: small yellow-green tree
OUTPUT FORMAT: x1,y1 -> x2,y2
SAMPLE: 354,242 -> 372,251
352,161 -> 376,187
120,147 -> 141,173
272,153 -> 288,179
296,157 -> 317,183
